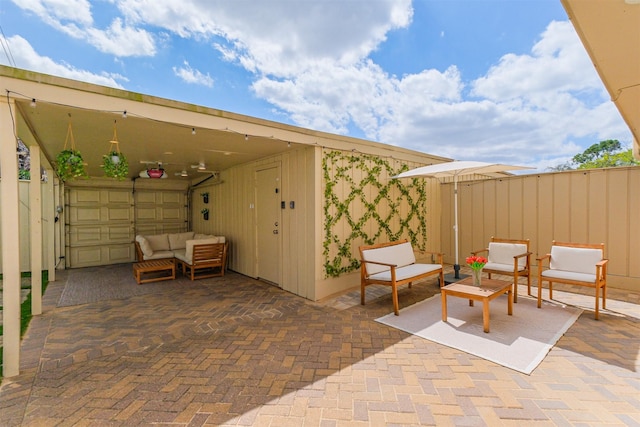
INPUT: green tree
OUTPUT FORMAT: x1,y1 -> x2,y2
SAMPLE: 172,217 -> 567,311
549,139 -> 639,171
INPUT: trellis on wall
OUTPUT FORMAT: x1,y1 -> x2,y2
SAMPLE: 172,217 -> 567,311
322,149 -> 428,278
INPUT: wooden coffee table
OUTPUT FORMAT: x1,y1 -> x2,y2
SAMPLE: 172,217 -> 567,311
440,277 -> 513,333
133,259 -> 176,284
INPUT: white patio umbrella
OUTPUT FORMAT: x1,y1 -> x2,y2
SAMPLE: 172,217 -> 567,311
394,161 -> 533,282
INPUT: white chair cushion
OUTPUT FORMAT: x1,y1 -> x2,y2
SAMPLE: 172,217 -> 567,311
168,231 -> 195,250
362,242 -> 416,275
136,235 -> 154,257
368,263 -> 441,282
549,246 -> 602,275
542,269 -> 596,284
488,243 -> 527,269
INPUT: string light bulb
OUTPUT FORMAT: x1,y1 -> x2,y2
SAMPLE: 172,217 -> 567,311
245,134 -> 249,141
192,128 -> 196,135
122,110 -> 127,118
30,98 -> 36,108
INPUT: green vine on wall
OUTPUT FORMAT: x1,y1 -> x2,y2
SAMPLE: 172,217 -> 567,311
322,150 -> 428,278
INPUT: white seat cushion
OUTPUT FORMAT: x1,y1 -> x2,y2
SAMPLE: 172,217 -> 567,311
542,269 -> 596,284
368,263 -> 440,282
142,250 -> 174,261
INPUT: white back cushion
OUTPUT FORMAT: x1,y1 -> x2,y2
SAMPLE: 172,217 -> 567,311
136,235 -> 154,257
168,231 -> 195,250
362,242 -> 416,275
549,246 -> 602,274
488,243 -> 527,268
143,233 -> 170,251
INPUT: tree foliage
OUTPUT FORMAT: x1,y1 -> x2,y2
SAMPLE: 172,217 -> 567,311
549,139 -> 639,171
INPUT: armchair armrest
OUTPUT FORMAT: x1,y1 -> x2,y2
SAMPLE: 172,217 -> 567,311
361,259 -> 398,268
471,248 -> 489,256
537,253 -> 551,268
595,259 -> 608,279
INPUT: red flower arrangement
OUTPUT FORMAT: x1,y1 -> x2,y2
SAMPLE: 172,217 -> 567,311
466,255 -> 487,271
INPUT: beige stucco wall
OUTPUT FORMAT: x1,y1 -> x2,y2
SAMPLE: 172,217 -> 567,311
443,166 -> 640,291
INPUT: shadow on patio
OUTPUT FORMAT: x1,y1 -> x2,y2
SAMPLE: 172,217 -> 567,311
1,264 -> 639,425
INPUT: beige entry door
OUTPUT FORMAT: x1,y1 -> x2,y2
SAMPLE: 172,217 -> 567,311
256,166 -> 282,286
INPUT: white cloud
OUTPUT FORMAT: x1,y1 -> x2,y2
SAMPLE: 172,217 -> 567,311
11,0 -> 156,57
85,18 -> 156,56
172,61 -> 214,88
0,35 -> 126,88
114,0 -> 413,75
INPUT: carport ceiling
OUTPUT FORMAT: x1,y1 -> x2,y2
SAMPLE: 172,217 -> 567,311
561,0 -> 640,156
15,98 -> 294,181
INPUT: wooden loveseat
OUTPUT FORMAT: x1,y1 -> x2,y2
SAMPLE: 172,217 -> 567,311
359,239 -> 444,315
537,241 -> 608,319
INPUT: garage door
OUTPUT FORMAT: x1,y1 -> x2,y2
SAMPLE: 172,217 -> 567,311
65,186 -> 188,268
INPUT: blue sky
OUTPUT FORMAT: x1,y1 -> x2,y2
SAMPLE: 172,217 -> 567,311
0,0 -> 633,171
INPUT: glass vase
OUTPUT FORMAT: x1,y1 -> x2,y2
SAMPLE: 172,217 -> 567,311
472,268 -> 482,286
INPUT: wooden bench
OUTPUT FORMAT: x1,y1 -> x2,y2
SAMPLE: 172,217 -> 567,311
359,239 -> 444,315
133,259 -> 176,284
537,241 -> 608,320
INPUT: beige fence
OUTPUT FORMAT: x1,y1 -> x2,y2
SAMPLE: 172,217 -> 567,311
441,166 -> 640,290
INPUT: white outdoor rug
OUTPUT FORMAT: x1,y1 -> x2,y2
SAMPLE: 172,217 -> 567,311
376,293 -> 582,374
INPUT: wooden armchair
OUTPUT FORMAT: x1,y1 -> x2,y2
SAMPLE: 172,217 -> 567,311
471,237 -> 532,303
177,241 -> 228,281
537,241 -> 607,320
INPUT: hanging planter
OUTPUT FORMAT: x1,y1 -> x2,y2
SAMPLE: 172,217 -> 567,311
201,208 -> 209,221
102,120 -> 129,180
201,192 -> 209,204
55,118 -> 87,181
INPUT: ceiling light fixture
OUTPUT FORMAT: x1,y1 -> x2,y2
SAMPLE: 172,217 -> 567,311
198,162 -> 206,170
181,170 -> 188,177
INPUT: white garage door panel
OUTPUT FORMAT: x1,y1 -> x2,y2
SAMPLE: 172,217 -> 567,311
67,187 -> 187,268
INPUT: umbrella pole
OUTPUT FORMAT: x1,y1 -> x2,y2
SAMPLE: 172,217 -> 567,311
453,178 -> 460,279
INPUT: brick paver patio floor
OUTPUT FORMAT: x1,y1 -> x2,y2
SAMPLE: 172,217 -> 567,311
1,265 -> 639,426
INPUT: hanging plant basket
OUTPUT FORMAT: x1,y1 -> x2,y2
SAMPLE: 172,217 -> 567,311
101,120 -> 129,180
55,149 -> 87,182
56,117 -> 87,182
102,151 -> 129,180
